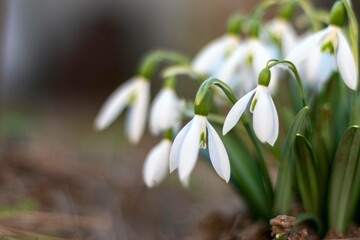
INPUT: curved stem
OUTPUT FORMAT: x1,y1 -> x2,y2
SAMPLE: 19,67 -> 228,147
267,60 -> 307,108
138,50 -> 190,79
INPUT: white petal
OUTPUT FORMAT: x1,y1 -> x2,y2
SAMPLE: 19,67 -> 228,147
169,120 -> 192,172
308,52 -> 335,90
180,175 -> 191,188
217,42 -> 250,87
223,88 -> 257,135
94,78 -> 137,130
252,40 -> 272,76
126,79 -> 150,144
206,122 -> 231,182
252,87 -> 278,145
336,31 -> 358,90
278,20 -> 298,56
286,28 -> 329,64
192,35 -> 238,75
143,139 -> 172,188
149,88 -> 180,135
178,116 -> 205,182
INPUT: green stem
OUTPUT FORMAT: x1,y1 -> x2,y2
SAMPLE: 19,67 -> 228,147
138,50 -> 190,79
241,116 -> 274,200
267,60 -> 307,108
296,0 -> 325,31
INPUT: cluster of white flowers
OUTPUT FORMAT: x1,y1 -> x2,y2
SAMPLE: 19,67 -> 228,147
94,1 -> 358,189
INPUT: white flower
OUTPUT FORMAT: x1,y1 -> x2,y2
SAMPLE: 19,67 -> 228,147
286,25 -> 358,90
149,88 -> 181,135
94,76 -> 150,144
217,38 -> 278,95
143,139 -> 172,188
265,18 -> 298,56
170,115 -> 230,186
192,34 -> 239,75
223,85 -> 279,146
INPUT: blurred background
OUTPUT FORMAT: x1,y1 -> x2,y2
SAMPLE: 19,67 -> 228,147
0,0 -> 359,239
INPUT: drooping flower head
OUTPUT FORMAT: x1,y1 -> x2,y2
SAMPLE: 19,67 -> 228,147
223,68 -> 279,146
263,4 -> 298,57
217,21 -> 279,96
192,34 -> 239,76
94,76 -> 150,144
143,137 -> 172,188
170,92 -> 230,186
192,15 -> 242,76
149,77 -> 182,136
286,1 -> 358,91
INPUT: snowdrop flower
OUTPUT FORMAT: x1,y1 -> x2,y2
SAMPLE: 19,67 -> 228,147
170,113 -> 230,186
149,87 -> 181,136
143,138 -> 172,187
192,34 -> 239,75
218,38 -> 278,95
94,76 -> 150,144
286,2 -> 358,90
223,68 -> 279,146
266,18 -> 298,56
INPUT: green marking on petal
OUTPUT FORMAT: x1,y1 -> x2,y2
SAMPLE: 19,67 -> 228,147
321,41 -> 335,55
200,131 -> 207,149
251,98 -> 258,112
246,54 -> 254,66
128,92 -> 137,105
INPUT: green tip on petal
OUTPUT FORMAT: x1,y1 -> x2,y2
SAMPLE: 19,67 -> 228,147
258,68 -> 271,87
329,1 -> 347,27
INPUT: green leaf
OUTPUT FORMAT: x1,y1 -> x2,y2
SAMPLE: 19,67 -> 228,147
294,134 -> 319,216
328,126 -> 360,233
274,106 -> 309,214
223,132 -> 273,221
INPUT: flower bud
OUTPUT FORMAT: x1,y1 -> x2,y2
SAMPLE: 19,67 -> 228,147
258,68 -> 271,87
329,1 -> 347,27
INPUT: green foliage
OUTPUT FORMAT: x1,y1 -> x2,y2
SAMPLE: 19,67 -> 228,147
328,126 -> 360,232
274,107 -> 309,214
